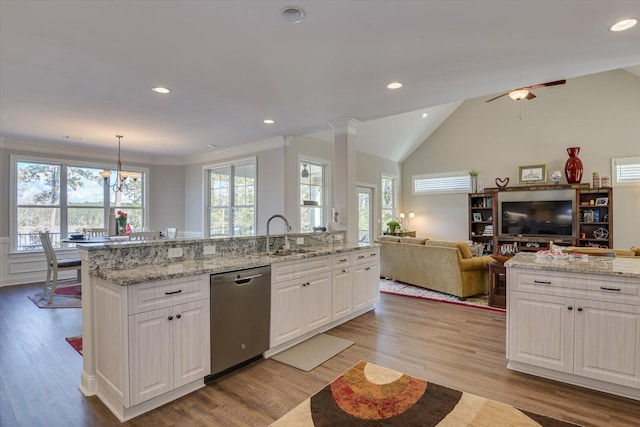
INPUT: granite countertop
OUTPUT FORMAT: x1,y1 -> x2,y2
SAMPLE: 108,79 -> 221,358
505,252 -> 640,279
94,243 -> 376,285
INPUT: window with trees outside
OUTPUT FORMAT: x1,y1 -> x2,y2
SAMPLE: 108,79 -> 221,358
14,158 -> 145,252
300,160 -> 326,232
208,160 -> 256,237
381,175 -> 396,233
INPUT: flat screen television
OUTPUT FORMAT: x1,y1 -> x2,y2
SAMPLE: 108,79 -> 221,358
500,199 -> 574,237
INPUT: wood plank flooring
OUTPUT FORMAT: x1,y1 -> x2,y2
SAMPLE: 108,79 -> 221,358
1,283 -> 639,426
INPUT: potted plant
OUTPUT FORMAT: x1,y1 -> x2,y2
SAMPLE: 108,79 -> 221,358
386,220 -> 401,234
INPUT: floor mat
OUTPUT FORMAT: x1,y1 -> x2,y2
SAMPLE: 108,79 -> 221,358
271,333 -> 354,372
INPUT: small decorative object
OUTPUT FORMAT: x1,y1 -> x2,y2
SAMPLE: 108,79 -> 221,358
469,170 -> 479,193
564,147 -> 583,184
386,220 -> 401,234
472,213 -> 482,221
595,197 -> 608,205
592,171 -> 600,188
601,176 -> 611,187
550,170 -> 562,184
116,210 -> 128,235
593,227 -> 609,240
518,164 -> 547,183
495,177 -> 509,188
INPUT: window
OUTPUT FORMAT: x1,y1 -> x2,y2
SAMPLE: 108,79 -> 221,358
381,175 -> 396,233
207,159 -> 256,237
13,157 -> 146,252
299,160 -> 326,232
612,156 -> 640,186
412,172 -> 470,194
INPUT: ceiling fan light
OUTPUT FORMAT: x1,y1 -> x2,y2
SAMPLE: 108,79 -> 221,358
509,89 -> 530,101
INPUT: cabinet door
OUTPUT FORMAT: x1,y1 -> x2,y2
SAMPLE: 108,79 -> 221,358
508,291 -> 574,373
173,300 -> 210,388
270,279 -> 304,347
574,299 -> 640,388
353,263 -> 378,311
304,273 -> 332,331
129,307 -> 173,405
332,267 -> 353,320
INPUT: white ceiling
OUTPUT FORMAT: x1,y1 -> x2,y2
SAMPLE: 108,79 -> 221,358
1,1 -> 639,163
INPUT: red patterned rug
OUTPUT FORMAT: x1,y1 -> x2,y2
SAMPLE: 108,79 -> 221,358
65,336 -> 83,355
28,283 -> 81,308
271,361 -> 580,426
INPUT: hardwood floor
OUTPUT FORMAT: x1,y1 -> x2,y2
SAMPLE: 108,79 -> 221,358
1,283 -> 639,426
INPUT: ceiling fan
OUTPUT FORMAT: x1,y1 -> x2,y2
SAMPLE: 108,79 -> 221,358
485,80 -> 566,103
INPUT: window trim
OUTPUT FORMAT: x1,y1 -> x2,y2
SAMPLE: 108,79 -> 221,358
381,173 -> 398,234
611,156 -> 640,187
10,154 -> 148,253
412,171 -> 471,195
204,156 -> 257,237
298,155 -> 331,232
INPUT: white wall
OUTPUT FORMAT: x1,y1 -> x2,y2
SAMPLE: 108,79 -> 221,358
402,69 -> 640,248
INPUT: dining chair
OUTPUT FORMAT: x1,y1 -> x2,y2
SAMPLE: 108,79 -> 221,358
84,227 -> 109,238
39,231 -> 82,305
129,231 -> 161,241
166,227 -> 178,239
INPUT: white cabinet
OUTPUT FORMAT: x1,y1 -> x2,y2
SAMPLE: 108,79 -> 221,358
94,274 -> 210,421
351,248 -> 380,311
332,267 -> 352,320
129,299 -> 210,405
507,267 -> 640,400
270,257 -> 332,348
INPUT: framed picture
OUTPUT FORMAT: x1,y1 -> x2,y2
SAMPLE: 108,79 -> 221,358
595,197 -> 609,206
517,164 -> 547,183
472,212 -> 482,222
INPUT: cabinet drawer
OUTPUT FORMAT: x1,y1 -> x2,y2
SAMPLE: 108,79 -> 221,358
128,275 -> 209,314
332,254 -> 351,269
272,255 -> 331,283
511,270 -> 639,303
351,248 -> 379,264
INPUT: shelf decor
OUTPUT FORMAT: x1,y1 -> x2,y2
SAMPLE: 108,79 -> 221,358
564,147 -> 584,184
517,164 -> 547,183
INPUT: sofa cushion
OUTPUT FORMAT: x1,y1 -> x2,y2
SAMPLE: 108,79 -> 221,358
400,237 -> 428,245
376,235 -> 401,243
632,246 -> 640,256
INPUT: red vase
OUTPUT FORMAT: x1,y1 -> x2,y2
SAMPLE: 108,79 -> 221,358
564,147 -> 583,184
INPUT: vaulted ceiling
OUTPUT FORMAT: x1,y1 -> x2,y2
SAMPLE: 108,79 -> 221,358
1,1 -> 639,163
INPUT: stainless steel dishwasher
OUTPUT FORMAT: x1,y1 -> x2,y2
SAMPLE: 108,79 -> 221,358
208,265 -> 271,379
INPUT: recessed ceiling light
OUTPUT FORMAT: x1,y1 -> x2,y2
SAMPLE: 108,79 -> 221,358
152,87 -> 171,94
387,82 -> 403,89
280,6 -> 305,23
205,144 -> 218,148
264,119 -> 275,124
422,112 -> 428,118
610,18 -> 637,32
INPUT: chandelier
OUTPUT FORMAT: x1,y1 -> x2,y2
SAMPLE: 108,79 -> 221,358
99,135 -> 141,193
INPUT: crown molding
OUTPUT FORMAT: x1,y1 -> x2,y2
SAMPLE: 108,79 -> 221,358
329,118 -> 361,136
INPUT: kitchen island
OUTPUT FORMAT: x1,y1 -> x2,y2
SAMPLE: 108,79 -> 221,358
505,252 -> 640,400
76,232 -> 380,421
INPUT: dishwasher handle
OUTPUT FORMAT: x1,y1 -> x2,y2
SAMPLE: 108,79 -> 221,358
232,273 -> 263,286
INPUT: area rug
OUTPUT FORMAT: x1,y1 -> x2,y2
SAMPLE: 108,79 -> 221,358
65,336 -> 83,356
272,333 -> 354,372
271,360 -> 579,426
28,283 -> 82,308
380,279 -> 505,313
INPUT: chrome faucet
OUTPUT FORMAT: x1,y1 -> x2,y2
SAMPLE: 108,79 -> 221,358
266,214 -> 292,253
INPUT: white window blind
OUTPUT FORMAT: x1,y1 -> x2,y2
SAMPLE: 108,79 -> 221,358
413,172 -> 470,194
612,157 -> 640,186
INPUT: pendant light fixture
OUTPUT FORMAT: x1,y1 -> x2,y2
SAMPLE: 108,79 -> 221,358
301,163 -> 309,178
100,135 -> 141,193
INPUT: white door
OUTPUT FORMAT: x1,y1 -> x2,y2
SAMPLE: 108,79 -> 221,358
357,186 -> 373,244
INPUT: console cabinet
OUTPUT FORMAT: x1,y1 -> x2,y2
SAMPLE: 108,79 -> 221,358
507,267 -> 640,399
